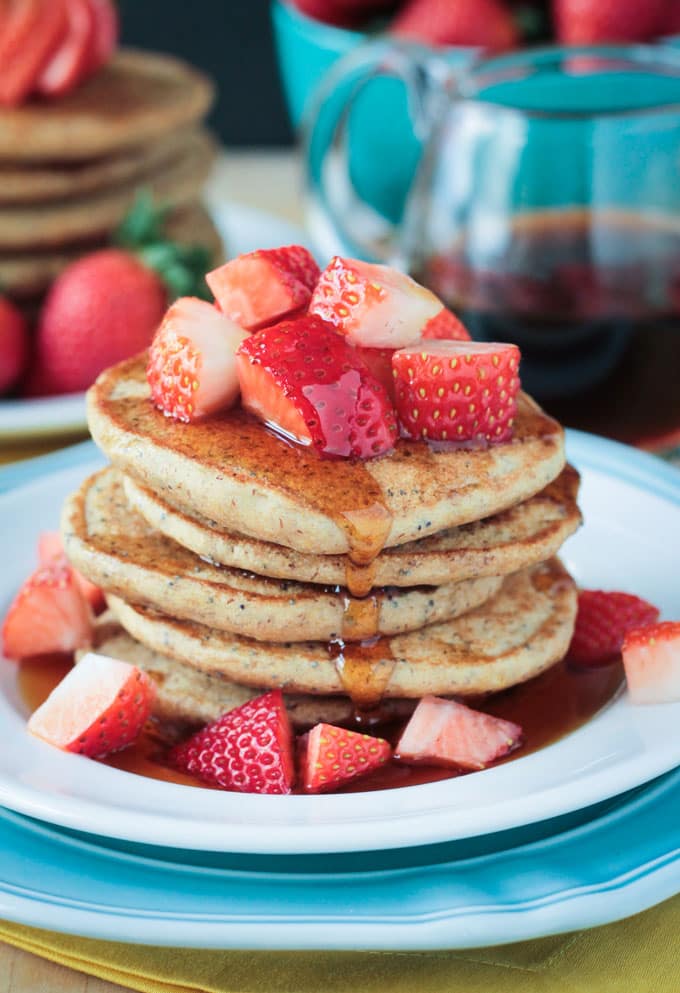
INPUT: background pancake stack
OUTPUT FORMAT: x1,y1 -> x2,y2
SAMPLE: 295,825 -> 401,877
0,49 -> 222,316
61,354 -> 582,742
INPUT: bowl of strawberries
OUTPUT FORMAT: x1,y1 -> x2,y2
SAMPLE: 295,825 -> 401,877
273,0 -> 680,226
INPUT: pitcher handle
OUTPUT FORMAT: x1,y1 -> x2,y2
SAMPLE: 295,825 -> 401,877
302,39 -> 457,266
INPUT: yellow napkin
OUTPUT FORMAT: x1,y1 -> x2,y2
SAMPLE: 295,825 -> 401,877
1,894 -> 678,993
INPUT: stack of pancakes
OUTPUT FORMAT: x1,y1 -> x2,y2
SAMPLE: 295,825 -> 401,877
63,355 -> 582,741
0,50 -> 222,313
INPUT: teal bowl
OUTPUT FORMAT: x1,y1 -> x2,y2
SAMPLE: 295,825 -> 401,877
271,0 -> 475,223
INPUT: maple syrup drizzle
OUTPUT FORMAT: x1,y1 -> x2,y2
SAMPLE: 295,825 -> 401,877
16,653 -> 625,794
330,636 -> 398,711
344,557 -> 379,599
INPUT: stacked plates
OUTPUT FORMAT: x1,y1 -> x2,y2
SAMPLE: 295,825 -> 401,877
0,434 -> 679,949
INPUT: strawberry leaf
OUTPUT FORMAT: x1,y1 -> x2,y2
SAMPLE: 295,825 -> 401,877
114,192 -> 214,302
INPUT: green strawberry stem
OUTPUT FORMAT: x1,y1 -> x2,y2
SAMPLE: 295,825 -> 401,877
114,192 -> 213,302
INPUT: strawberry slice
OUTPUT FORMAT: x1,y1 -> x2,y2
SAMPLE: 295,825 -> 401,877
0,0 -> 68,106
309,256 -> 443,348
395,695 -> 523,770
83,0 -> 118,75
392,340 -> 520,443
236,315 -> 398,458
355,345 -> 396,401
422,308 -> 471,341
36,0 -> 96,97
568,590 -> 660,668
206,246 -> 320,331
28,652 -> 155,757
38,531 -> 105,612
622,621 -> 680,705
302,723 -> 391,793
147,297 -> 248,423
2,557 -> 93,660
170,689 -> 295,794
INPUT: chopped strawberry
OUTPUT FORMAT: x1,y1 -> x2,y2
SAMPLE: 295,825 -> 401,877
622,622 -> 680,705
354,345 -> 396,400
302,723 -> 391,793
0,0 -> 68,106
309,256 -> 442,348
28,652 -> 155,758
206,246 -> 320,331
83,0 -> 118,75
395,695 -> 523,771
147,297 -> 248,422
170,690 -> 295,794
2,558 -> 93,661
36,0 -> 95,97
38,532 -> 105,612
236,315 -> 398,458
392,340 -> 520,443
568,590 -> 660,667
422,308 -> 471,341
391,0 -> 518,52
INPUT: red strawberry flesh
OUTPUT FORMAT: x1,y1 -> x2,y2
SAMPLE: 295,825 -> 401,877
27,652 -> 155,758
422,308 -> 471,341
392,340 -> 520,443
0,0 -> 68,106
38,531 -> 105,612
2,557 -> 93,660
303,722 -> 391,793
169,690 -> 295,794
568,590 -> 660,667
395,695 -> 523,770
236,315 -> 398,458
37,0 -> 95,97
206,245 -> 320,331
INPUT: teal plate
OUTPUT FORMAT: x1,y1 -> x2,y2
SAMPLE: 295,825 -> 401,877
0,768 -> 678,949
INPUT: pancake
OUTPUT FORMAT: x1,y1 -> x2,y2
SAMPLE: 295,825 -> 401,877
87,614 -> 415,741
62,468 -> 503,642
0,202 -> 224,300
124,465 -> 581,590
0,50 -> 214,163
87,355 -> 566,563
0,129 -> 205,205
0,131 -> 216,251
105,559 -> 578,702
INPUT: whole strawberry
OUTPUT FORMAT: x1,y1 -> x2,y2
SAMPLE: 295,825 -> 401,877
35,249 -> 167,394
391,0 -> 518,52
34,196 -> 214,395
0,296 -> 28,395
553,0 -> 667,43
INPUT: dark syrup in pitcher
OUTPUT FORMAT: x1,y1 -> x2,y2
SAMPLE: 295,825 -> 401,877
419,211 -> 680,446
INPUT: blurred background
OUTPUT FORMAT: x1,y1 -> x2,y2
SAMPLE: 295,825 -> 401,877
118,0 -> 294,146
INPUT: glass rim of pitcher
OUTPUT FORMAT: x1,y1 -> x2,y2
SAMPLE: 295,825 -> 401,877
453,43 -> 680,121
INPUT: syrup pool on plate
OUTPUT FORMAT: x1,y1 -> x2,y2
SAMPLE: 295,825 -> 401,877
16,651 -> 624,794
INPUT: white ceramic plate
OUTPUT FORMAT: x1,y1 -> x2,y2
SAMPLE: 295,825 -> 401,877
0,202 -> 308,442
0,434 -> 679,853
0,769 -> 679,949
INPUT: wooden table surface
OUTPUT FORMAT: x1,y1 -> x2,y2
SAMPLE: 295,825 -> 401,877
0,148 -> 302,993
